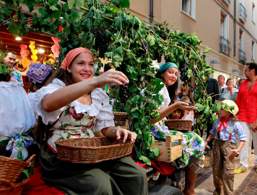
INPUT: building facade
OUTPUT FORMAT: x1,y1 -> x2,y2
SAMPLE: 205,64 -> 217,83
129,0 -> 257,80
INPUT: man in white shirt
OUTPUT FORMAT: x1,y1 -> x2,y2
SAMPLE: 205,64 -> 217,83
3,52 -> 23,86
217,74 -> 226,93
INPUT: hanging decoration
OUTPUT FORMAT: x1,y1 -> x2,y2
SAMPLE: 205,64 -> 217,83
43,54 -> 56,65
20,44 -> 31,70
51,37 -> 60,58
29,41 -> 38,62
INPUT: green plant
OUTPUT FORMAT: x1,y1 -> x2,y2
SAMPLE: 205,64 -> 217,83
0,0 -> 217,164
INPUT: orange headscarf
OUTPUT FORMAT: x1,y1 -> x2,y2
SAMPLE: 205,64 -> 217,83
60,47 -> 92,70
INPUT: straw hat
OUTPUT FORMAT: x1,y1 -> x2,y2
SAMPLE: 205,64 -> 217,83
222,100 -> 239,116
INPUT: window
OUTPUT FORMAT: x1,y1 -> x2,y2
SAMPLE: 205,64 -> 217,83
220,13 -> 230,56
220,13 -> 229,39
239,29 -> 244,50
182,0 -> 196,18
223,0 -> 231,5
239,29 -> 246,63
239,0 -> 247,22
252,41 -> 256,61
252,3 -> 256,24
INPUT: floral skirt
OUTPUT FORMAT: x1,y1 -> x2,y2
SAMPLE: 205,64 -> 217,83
169,130 -> 205,168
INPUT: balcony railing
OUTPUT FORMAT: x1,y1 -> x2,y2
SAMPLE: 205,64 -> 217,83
220,36 -> 230,56
223,0 -> 231,5
239,3 -> 247,22
239,49 -> 246,63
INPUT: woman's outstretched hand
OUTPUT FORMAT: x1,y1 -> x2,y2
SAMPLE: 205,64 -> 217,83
95,69 -> 129,87
173,101 -> 195,111
114,127 -> 137,143
102,126 -> 137,143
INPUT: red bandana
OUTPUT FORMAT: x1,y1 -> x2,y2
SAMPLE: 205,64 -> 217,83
217,116 -> 230,133
60,47 -> 92,70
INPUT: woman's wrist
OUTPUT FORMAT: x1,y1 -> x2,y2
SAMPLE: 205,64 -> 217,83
86,78 -> 100,89
102,127 -> 116,138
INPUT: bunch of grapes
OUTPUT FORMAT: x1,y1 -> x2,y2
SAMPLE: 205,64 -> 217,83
119,85 -> 129,106
179,63 -> 188,82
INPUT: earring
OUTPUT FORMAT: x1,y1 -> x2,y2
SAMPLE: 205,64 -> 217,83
67,69 -> 71,73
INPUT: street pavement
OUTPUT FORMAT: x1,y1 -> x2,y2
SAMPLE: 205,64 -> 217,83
195,153 -> 256,195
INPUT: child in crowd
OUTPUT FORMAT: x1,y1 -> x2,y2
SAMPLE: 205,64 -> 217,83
206,100 -> 246,195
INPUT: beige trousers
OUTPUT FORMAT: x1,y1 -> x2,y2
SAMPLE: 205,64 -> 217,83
212,140 -> 236,195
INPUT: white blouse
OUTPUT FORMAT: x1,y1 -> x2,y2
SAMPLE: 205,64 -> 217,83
0,81 -> 36,137
159,85 -> 171,109
28,78 -> 115,132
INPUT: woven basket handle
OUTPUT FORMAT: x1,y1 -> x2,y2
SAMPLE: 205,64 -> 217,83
0,179 -> 16,188
24,154 -> 36,167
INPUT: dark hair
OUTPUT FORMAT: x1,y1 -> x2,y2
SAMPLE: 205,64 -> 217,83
226,78 -> 232,85
0,73 -> 11,82
218,74 -> 225,78
246,62 -> 257,75
167,80 -> 178,103
237,78 -> 245,86
28,71 -> 55,92
0,64 -> 11,81
55,69 -> 73,85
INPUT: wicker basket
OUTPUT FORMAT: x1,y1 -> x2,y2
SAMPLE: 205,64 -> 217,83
0,178 -> 29,195
165,119 -> 192,131
152,134 -> 183,163
56,137 -> 133,163
114,112 -> 129,129
0,155 -> 35,183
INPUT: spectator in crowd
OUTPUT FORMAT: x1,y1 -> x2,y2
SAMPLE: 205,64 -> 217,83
217,74 -> 226,92
220,78 -> 238,101
205,78 -> 220,139
235,62 -> 257,174
207,78 -> 220,103
236,78 -> 245,89
3,51 -> 23,86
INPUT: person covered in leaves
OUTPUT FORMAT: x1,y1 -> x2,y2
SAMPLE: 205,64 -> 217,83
152,62 -> 205,195
28,47 -> 148,195
0,62 -> 35,160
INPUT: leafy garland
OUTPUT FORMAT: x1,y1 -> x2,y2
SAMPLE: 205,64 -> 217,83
0,0 -> 217,164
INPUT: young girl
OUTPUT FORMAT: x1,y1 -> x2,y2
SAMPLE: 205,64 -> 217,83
155,62 -> 205,195
29,47 -> 147,195
206,100 -> 246,195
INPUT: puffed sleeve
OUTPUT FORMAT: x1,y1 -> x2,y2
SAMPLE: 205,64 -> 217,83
28,79 -> 67,125
0,82 -> 36,137
159,85 -> 171,109
91,88 -> 115,131
234,122 -> 247,141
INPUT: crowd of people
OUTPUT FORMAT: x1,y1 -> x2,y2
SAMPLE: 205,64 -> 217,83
206,64 -> 257,194
0,48 -> 257,195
